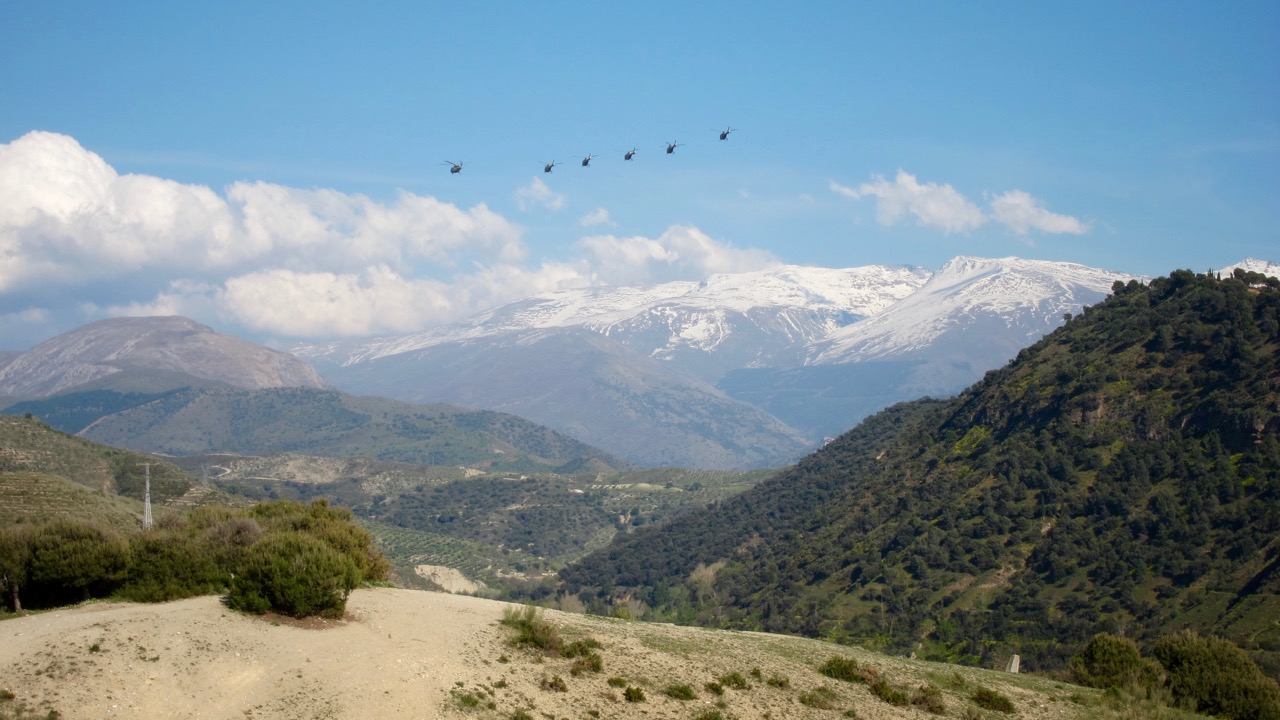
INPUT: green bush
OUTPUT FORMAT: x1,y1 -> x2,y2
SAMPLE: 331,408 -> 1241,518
27,519 -> 129,603
911,683 -> 947,715
227,531 -> 359,618
718,671 -> 749,689
119,530 -> 226,602
798,686 -> 841,709
1152,630 -> 1280,720
500,605 -> 562,653
250,499 -> 389,582
662,683 -> 696,700
1071,632 -> 1161,692
869,677 -> 908,706
971,686 -> 1015,714
819,655 -> 863,683
623,686 -> 645,702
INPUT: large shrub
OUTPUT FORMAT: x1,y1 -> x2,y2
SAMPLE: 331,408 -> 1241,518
228,531 -> 360,618
1070,632 -> 1161,692
1152,630 -> 1280,720
249,499 -> 389,582
120,530 -> 228,602
27,519 -> 130,604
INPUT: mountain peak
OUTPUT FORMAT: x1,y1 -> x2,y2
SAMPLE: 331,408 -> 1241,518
0,315 -> 327,399
1217,257 -> 1280,279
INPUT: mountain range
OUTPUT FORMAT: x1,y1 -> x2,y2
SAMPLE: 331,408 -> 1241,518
6,256 -> 1275,471
297,256 -> 1140,467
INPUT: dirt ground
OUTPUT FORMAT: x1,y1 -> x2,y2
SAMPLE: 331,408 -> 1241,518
0,587 -> 1101,719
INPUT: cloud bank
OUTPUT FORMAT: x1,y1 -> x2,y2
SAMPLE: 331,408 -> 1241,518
832,170 -> 1089,237
0,131 -> 778,343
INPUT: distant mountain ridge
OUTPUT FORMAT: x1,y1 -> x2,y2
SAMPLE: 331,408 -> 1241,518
0,316 -> 326,399
298,256 -> 1142,465
301,263 -> 933,381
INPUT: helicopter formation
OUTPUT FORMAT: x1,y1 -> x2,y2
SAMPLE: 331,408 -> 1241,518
442,127 -> 735,174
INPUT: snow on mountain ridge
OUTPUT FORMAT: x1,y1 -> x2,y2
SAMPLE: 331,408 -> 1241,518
1217,258 -> 1280,279
296,263 -> 930,366
809,256 -> 1138,364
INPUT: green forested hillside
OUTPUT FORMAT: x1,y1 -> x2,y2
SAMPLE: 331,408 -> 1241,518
560,269 -> 1280,676
14,387 -> 628,473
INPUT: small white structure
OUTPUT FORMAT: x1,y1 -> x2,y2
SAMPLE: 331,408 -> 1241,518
1005,654 -> 1021,673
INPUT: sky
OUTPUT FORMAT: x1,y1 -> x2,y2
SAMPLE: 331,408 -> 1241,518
1,1 -> 1277,350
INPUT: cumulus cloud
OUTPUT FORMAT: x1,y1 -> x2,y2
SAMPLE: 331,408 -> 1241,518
514,177 -> 565,211
0,131 -> 526,293
832,171 -> 986,234
578,226 -> 779,286
578,208 -> 612,226
989,190 -> 1090,235
832,170 -> 1088,238
0,131 -> 784,342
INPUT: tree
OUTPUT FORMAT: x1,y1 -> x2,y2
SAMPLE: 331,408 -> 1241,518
0,526 -> 32,612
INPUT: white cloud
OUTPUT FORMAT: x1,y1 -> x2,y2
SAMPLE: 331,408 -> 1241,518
989,190 -> 1089,236
0,131 -> 526,292
577,226 -> 779,285
833,170 -> 1089,238
1,131 -> 787,342
515,177 -> 565,211
578,208 -> 612,227
833,171 -> 987,234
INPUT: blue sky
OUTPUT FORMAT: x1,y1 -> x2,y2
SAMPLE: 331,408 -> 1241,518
1,1 -> 1277,349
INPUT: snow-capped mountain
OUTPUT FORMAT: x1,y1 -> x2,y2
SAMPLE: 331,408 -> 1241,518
809,256 -> 1137,366
1216,257 -> 1280,279
298,264 -> 932,382
298,256 -> 1147,467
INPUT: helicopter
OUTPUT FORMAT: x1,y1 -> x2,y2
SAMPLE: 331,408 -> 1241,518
718,127 -> 736,140
665,141 -> 683,154
623,147 -> 638,160
543,161 -> 560,173
581,154 -> 596,167
442,161 -> 463,174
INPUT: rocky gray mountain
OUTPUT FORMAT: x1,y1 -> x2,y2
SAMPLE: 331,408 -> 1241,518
0,316 -> 326,399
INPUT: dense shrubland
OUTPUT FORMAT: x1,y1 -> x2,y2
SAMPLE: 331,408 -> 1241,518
0,498 -> 388,617
560,269 -> 1280,677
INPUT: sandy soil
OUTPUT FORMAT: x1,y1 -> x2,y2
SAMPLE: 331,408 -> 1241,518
0,587 -> 1098,720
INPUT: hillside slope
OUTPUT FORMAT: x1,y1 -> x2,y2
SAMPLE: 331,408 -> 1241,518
560,269 -> 1280,675
72,386 -> 628,473
0,588 -> 1151,720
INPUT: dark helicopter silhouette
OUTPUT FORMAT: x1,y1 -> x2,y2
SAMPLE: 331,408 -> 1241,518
718,127 -> 736,140
665,141 -> 683,154
543,161 -> 560,173
442,161 -> 463,174
581,154 -> 596,167
623,147 -> 638,160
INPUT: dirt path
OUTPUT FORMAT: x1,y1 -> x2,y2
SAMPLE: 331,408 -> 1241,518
0,589 -> 507,719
